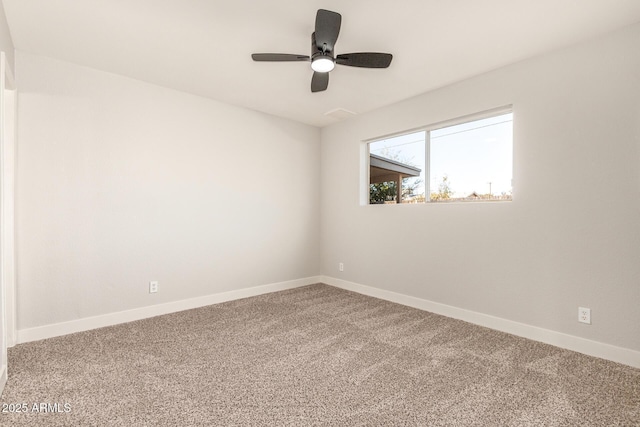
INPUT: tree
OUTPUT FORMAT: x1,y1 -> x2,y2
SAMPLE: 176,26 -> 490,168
430,175 -> 453,201
369,181 -> 397,204
369,176 -> 424,204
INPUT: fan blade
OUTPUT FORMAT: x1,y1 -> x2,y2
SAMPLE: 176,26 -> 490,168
311,72 -> 329,93
336,53 -> 393,68
252,53 -> 310,62
315,9 -> 341,52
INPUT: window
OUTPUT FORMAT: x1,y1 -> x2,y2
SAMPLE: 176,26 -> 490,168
368,109 -> 512,204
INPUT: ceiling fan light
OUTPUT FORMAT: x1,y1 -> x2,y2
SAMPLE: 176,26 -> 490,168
311,56 -> 335,73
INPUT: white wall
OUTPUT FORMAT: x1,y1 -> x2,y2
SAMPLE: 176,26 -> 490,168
0,3 -> 14,394
16,52 -> 320,330
320,24 -> 640,352
0,3 -> 13,72
0,2 -> 15,394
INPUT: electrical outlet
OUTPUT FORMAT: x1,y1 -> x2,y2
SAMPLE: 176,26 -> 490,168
149,281 -> 158,294
339,262 -> 344,272
578,307 -> 591,324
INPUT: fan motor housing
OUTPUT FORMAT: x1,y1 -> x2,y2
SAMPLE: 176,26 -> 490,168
311,32 -> 334,61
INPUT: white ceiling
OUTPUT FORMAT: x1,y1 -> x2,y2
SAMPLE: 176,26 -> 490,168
3,0 -> 640,127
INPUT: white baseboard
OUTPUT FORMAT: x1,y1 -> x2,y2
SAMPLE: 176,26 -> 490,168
16,276 -> 322,345
321,276 -> 640,369
15,275 -> 640,369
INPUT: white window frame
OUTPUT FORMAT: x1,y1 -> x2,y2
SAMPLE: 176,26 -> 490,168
363,105 -> 513,205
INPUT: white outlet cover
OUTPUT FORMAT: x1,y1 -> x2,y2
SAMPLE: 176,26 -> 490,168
149,281 -> 158,293
578,307 -> 591,324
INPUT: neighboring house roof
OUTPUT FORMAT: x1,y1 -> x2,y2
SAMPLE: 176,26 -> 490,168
369,154 -> 421,184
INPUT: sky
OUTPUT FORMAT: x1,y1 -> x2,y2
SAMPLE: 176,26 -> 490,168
369,113 -> 513,198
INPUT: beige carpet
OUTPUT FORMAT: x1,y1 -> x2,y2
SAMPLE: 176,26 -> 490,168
1,284 -> 639,426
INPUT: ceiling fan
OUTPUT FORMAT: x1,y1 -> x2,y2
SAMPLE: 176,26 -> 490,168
251,9 -> 393,93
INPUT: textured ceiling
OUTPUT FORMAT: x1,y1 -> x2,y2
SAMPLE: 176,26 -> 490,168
3,0 -> 640,127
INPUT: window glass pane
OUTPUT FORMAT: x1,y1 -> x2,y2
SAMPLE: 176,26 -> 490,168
430,113 -> 512,201
369,131 -> 426,204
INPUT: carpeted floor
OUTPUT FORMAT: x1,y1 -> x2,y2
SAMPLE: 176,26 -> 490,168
1,284 -> 639,426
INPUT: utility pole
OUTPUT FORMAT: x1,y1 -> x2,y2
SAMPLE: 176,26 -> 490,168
488,182 -> 492,196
